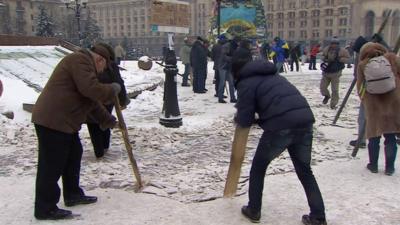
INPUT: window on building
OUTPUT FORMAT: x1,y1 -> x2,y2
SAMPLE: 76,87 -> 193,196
289,21 -> 295,28
312,10 -> 320,17
267,14 -> 273,20
278,22 -> 284,29
339,18 -> 347,26
339,7 -> 348,15
300,11 -> 307,18
289,31 -> 295,38
313,20 -> 320,27
312,30 -> 319,38
325,9 -> 333,16
313,0 -> 320,6
339,28 -> 347,37
278,31 -> 284,38
267,23 -> 273,29
301,30 -> 307,38
300,20 -> 307,27
325,19 -> 333,26
288,12 -> 295,19
300,1 -> 307,8
326,0 -> 334,6
277,13 -> 284,19
325,29 -> 333,37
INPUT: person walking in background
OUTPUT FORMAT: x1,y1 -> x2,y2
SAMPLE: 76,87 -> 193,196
289,42 -> 301,72
211,35 -> 226,97
190,36 -> 208,93
270,37 -> 288,73
356,42 -> 400,176
217,36 -> 238,103
179,37 -> 192,87
320,37 -> 350,109
345,41 -> 355,68
309,44 -> 320,70
86,43 -> 130,159
231,53 -> 327,225
32,44 -> 121,220
114,43 -> 126,65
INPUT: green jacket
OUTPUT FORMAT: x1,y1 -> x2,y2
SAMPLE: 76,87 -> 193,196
179,44 -> 191,64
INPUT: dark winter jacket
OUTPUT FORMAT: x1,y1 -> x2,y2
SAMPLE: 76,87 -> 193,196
290,44 -> 301,60
211,41 -> 223,70
190,40 -> 208,71
219,40 -> 237,70
97,62 -> 128,106
234,60 -> 315,131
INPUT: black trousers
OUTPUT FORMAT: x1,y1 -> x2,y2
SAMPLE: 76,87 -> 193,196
248,125 -> 325,219
34,124 -> 84,217
87,104 -> 113,158
87,123 -> 111,158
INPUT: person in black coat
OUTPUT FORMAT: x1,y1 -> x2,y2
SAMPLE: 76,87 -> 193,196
231,54 -> 327,224
190,37 -> 208,93
289,43 -> 301,72
87,43 -> 129,158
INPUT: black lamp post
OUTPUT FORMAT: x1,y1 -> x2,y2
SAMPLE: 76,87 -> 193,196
159,33 -> 182,128
63,0 -> 87,46
216,0 -> 221,36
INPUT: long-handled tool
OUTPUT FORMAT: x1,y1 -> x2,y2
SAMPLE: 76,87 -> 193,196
114,96 -> 143,190
223,125 -> 250,197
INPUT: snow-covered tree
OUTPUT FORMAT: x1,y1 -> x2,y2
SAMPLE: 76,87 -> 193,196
81,10 -> 102,48
35,5 -> 55,37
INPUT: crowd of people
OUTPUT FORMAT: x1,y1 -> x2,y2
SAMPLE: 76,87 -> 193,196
0,33 -> 395,224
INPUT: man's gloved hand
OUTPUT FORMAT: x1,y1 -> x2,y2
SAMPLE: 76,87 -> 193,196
111,82 -> 121,94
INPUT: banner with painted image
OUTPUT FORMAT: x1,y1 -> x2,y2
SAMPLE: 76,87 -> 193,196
212,0 -> 266,40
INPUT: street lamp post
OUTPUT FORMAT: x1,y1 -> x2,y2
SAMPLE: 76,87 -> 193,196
216,0 -> 221,36
63,0 -> 87,46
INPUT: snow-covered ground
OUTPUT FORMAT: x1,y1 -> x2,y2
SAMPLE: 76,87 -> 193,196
0,46 -> 399,225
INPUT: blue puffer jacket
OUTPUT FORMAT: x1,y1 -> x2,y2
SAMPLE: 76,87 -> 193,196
235,60 -> 315,131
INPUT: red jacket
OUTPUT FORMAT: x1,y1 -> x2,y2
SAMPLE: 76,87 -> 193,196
310,46 -> 320,57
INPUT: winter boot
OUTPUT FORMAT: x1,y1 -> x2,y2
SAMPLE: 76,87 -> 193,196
385,167 -> 395,176
322,96 -> 330,104
302,214 -> 327,225
366,163 -> 378,173
241,206 -> 261,223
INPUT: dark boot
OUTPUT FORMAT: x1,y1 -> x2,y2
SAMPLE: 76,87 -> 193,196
302,214 -> 327,225
65,195 -> 97,207
322,96 -> 330,105
385,167 -> 395,176
35,207 -> 73,220
366,163 -> 378,173
241,205 -> 260,223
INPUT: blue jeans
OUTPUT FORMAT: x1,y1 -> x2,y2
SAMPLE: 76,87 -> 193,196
182,63 -> 190,86
248,125 -> 325,220
275,62 -> 283,74
217,68 -> 236,101
368,133 -> 397,171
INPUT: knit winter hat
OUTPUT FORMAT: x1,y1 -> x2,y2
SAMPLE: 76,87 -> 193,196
330,36 -> 340,44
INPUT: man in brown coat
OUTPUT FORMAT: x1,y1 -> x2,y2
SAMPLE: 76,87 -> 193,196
32,44 -> 121,220
356,42 -> 400,176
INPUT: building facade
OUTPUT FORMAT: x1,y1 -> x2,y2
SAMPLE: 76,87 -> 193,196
0,0 -> 70,36
263,0 -> 400,47
88,0 -> 214,56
